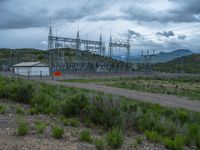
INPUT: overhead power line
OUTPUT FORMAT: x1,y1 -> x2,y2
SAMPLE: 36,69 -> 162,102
143,24 -> 200,38
85,0 -> 144,36
60,0 -> 91,36
80,0 -> 119,32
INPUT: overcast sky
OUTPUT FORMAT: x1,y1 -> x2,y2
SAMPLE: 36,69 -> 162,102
0,0 -> 200,55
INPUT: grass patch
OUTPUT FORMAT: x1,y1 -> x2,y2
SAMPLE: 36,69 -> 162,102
95,138 -> 105,150
145,131 -> 161,143
35,120 -> 46,134
79,129 -> 93,143
62,117 -> 80,127
164,135 -> 184,150
52,126 -> 64,139
15,105 -> 25,114
0,104 -> 6,114
17,118 -> 29,136
106,128 -> 124,149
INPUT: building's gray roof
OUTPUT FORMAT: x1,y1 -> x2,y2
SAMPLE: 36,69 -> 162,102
13,62 -> 49,67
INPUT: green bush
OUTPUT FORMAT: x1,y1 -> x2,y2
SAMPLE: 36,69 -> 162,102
95,138 -> 105,150
0,78 -> 35,104
52,126 -> 64,139
145,131 -> 161,143
35,120 -> 46,134
31,92 -> 58,115
60,94 -> 89,117
29,107 -> 39,115
164,135 -> 184,150
106,128 -> 124,149
15,105 -> 25,114
11,82 -> 35,103
88,96 -> 122,128
79,129 -> 93,143
63,118 -> 80,127
185,124 -> 200,149
0,105 -> 6,114
17,119 -> 29,136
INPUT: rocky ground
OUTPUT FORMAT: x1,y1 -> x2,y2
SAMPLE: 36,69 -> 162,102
0,99 -> 167,150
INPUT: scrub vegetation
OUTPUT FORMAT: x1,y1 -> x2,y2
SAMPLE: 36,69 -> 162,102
0,76 -> 200,149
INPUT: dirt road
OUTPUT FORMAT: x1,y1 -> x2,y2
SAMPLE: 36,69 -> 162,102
45,81 -> 200,112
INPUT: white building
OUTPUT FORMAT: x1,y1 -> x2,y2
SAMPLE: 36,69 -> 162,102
13,62 -> 50,76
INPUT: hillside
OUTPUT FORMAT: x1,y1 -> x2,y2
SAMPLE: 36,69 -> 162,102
154,54 -> 200,73
0,48 -> 129,71
130,49 -> 193,64
0,48 -> 48,71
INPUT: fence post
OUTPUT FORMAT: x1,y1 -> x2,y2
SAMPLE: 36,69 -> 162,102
27,70 -> 30,80
40,71 -> 42,80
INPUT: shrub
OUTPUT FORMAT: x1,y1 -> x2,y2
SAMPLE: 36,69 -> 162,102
88,96 -> 122,129
177,110 -> 188,123
11,81 -> 35,103
52,126 -> 64,139
95,138 -> 105,150
60,94 -> 89,117
35,120 -> 46,134
15,105 -> 25,114
61,117 -> 80,127
17,119 -> 29,136
52,127 -> 64,139
0,105 -> 6,114
79,129 -> 93,143
164,135 -> 184,150
185,124 -> 200,149
68,118 -> 80,127
29,107 -> 39,115
145,131 -> 161,143
106,128 -> 124,149
31,93 -> 58,115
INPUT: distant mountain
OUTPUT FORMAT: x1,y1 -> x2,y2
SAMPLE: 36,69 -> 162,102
154,54 -> 200,73
130,49 -> 193,64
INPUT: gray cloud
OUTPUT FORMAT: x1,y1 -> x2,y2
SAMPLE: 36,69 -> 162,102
0,0 -> 109,30
178,35 -> 186,40
156,31 -> 175,38
120,30 -> 145,40
120,0 -> 200,23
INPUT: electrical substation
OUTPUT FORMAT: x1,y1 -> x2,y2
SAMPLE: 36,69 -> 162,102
48,24 -> 132,74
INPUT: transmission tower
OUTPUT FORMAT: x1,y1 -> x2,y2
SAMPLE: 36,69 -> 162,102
109,35 -> 131,72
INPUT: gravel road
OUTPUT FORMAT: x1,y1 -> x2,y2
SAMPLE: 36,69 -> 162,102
45,81 -> 200,112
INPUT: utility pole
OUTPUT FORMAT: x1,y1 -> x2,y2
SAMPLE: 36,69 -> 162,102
142,50 -> 155,74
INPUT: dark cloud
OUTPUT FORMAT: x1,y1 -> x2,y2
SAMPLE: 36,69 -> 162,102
120,30 -> 144,40
0,0 -> 108,29
178,35 -> 186,40
120,0 -> 200,23
156,31 -> 175,38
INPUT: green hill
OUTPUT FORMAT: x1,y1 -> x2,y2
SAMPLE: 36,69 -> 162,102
0,48 -> 131,72
154,54 -> 200,73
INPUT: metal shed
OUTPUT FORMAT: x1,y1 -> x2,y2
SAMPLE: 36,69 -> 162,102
13,62 -> 50,76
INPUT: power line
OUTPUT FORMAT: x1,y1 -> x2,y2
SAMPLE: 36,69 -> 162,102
60,0 -> 91,36
143,24 -> 200,38
85,0 -> 144,36
80,0 -> 119,32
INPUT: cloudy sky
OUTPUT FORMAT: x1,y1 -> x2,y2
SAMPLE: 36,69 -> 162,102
0,0 -> 200,55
